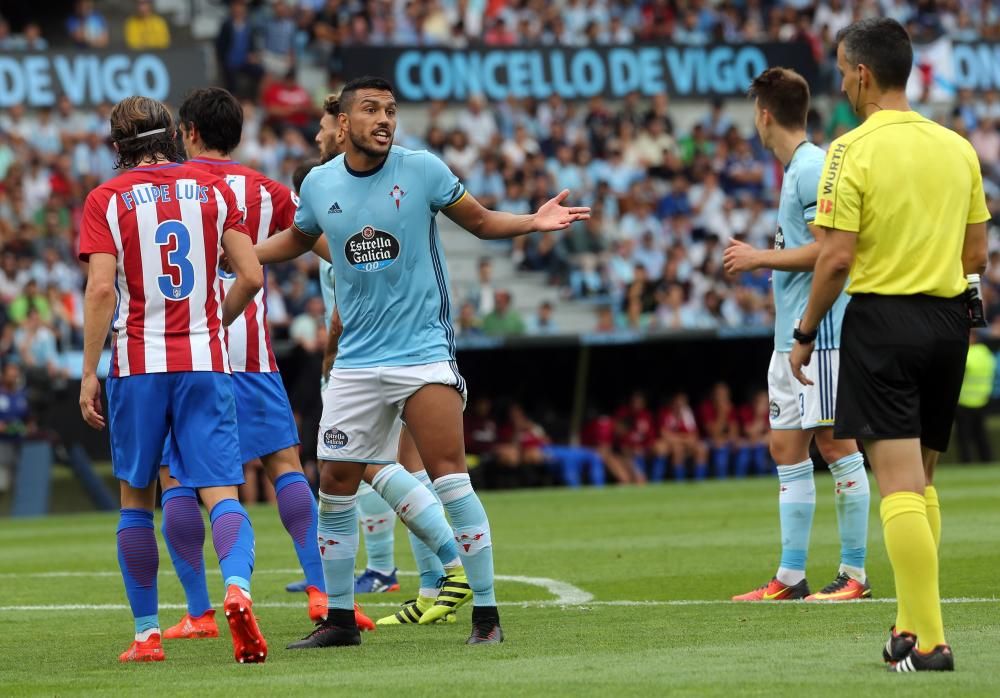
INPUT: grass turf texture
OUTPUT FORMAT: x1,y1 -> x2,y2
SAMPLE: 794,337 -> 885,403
1,466 -> 998,696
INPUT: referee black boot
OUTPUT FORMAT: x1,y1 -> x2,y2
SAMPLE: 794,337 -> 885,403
888,644 -> 954,673
882,625 -> 917,664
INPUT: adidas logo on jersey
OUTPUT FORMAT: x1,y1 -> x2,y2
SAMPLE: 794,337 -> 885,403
328,202 -> 342,214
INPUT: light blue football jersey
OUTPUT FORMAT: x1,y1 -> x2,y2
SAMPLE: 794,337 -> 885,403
772,142 -> 848,352
294,146 -> 466,368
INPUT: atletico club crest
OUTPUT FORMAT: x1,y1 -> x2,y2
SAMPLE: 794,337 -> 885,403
390,184 -> 406,209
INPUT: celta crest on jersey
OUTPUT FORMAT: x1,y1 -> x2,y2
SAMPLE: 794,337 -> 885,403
344,226 -> 400,272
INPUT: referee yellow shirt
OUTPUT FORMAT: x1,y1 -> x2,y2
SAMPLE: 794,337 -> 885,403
814,109 -> 990,297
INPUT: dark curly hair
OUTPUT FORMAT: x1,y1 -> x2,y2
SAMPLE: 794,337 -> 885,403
110,96 -> 179,169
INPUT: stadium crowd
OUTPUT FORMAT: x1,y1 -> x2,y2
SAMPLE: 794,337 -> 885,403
1,1 -> 1000,473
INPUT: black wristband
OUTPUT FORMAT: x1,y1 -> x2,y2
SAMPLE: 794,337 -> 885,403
793,327 -> 817,344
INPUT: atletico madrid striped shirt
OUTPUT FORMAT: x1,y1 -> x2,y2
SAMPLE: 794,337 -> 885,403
79,162 -> 248,377
185,158 -> 297,373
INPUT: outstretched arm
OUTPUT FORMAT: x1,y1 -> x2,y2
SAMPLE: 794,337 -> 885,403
255,225 -> 320,265
444,189 -> 590,240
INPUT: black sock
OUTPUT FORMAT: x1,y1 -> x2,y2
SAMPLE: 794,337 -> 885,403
472,605 -> 500,623
328,608 -> 357,628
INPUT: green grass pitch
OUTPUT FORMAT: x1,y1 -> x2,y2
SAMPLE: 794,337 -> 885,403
1,466 -> 998,696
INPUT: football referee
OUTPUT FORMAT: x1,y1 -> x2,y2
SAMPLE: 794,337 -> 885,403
790,18 -> 990,673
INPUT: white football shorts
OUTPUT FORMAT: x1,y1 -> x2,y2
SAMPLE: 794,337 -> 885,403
317,360 -> 467,464
768,349 -> 839,431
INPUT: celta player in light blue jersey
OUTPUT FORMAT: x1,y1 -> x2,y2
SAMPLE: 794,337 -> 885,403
724,68 -> 871,603
256,76 -> 590,647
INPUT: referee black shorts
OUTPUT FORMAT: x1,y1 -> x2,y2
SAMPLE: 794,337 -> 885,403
835,293 -> 970,452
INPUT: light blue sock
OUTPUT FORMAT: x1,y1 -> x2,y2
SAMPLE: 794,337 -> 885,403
356,481 -> 397,575
828,452 -> 869,577
434,473 -> 496,607
371,465 -> 459,581
209,499 -> 255,593
318,491 -> 358,611
408,470 -> 448,592
776,459 -> 816,585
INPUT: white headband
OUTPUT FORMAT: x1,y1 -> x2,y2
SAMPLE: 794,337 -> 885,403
125,127 -> 167,141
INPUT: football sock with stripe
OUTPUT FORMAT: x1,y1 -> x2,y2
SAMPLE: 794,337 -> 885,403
317,492 -> 358,611
355,480 -> 397,576
409,469 -> 448,597
828,452 -> 869,581
775,459 -> 815,586
372,465 -> 459,582
274,471 -> 326,591
209,499 -> 255,593
434,473 -> 497,607
160,487 -> 212,617
881,492 -> 945,649
117,508 -> 160,636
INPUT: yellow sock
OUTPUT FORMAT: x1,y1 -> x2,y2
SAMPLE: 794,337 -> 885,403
880,492 -> 945,650
925,485 -> 941,549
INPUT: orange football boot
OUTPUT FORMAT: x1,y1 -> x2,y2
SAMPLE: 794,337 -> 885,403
119,633 -> 165,662
163,610 -> 219,639
732,577 -> 810,601
223,585 -> 268,664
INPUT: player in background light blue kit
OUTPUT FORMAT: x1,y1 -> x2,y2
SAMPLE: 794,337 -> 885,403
724,68 -> 871,603
257,76 -> 589,647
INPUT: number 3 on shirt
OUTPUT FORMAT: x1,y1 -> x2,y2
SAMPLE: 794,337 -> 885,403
156,220 -> 195,300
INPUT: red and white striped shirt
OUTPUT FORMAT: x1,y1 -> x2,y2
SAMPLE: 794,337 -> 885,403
79,162 -> 248,377
186,158 -> 296,373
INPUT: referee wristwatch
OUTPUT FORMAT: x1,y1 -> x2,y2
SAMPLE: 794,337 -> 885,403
793,319 -> 817,345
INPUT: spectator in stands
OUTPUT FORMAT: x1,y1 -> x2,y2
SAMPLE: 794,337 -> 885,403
261,0 -> 298,77
457,301 -> 483,337
464,395 -> 498,486
495,403 -> 551,488
466,257 -> 496,316
66,0 -> 108,49
614,391 -> 655,483
261,69 -> 317,138
580,408 -> 633,483
623,264 -> 657,328
657,391 -> 709,481
0,252 -> 28,304
13,308 -> 64,384
125,0 -> 171,49
737,389 -> 772,476
698,382 -> 741,478
527,301 -> 558,335
0,361 -> 30,493
593,305 -> 619,334
215,0 -> 263,99
482,290 -> 525,336
8,280 -> 50,325
460,96 -> 499,150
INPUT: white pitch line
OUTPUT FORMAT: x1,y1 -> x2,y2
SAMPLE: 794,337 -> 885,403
0,598 -> 998,613
0,569 -> 594,607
